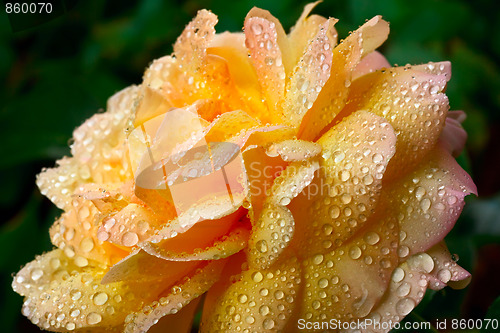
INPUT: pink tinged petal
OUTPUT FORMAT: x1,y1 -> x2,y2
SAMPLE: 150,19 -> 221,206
173,9 -> 218,70
343,67 -> 450,179
349,262 -> 429,333
352,51 -> 391,80
385,147 -> 477,260
246,202 -> 295,269
439,110 -> 468,157
288,1 -> 331,68
298,16 -> 390,141
266,139 -> 321,162
300,201 -> 399,321
290,111 -> 396,257
411,61 -> 452,82
244,14 -> 287,113
200,255 -> 301,333
36,86 -> 138,210
283,18 -> 337,127
101,249 -> 198,284
123,260 -> 225,333
425,242 -> 471,290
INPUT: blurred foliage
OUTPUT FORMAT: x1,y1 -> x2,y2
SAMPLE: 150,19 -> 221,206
1,0 -> 499,331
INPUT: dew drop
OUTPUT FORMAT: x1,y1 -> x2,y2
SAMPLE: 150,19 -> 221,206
122,232 -> 139,247
86,312 -> 102,325
396,298 -> 415,316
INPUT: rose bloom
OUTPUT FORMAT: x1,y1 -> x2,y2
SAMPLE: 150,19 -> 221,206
13,3 -> 476,333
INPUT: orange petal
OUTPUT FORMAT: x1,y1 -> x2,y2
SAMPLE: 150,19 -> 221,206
123,260 -> 225,333
200,254 -> 301,332
342,66 -> 450,179
298,16 -> 389,141
244,12 -> 288,114
299,200 -> 399,321
383,146 -> 476,260
290,111 -> 396,257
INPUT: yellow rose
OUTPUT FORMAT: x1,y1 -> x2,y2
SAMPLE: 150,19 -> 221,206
13,3 -> 476,333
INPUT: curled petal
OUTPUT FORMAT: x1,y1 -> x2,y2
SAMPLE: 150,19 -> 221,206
348,262 -> 429,332
439,110 -> 468,157
426,242 -> 471,290
141,221 -> 250,261
101,250 -> 198,284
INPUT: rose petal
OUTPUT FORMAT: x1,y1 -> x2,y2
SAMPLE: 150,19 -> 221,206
101,249 -> 198,284
342,66 -> 449,179
347,262 -> 429,332
37,86 -> 138,210
439,110 -> 467,157
284,18 -> 337,127
123,260 -> 225,333
352,51 -> 391,80
290,111 -> 396,257
173,9 -> 218,70
288,1 -> 331,67
147,298 -> 200,333
298,16 -> 389,140
300,200 -> 399,321
13,249 -> 174,331
200,254 -> 301,332
411,61 -> 452,81
246,202 -> 295,269
50,197 -> 129,266
383,146 -> 477,259
141,215 -> 250,261
426,241 -> 471,290
244,10 -> 289,114
266,139 -> 321,162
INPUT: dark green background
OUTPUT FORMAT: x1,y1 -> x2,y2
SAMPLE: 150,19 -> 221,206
1,0 -> 499,331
